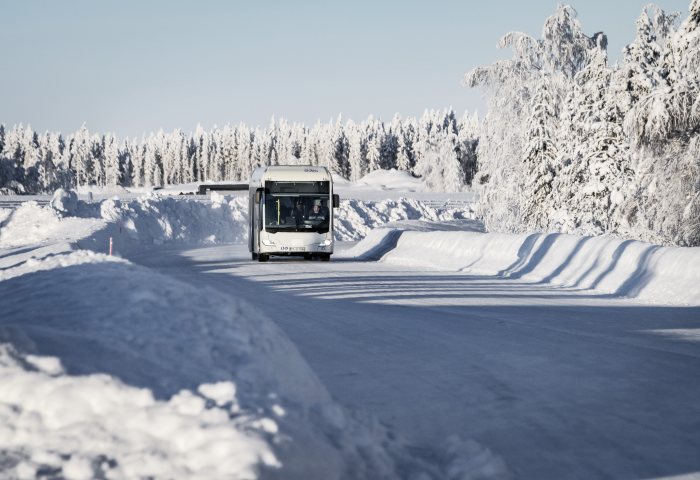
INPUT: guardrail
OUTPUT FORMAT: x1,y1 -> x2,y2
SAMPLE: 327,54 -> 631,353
0,196 -> 51,209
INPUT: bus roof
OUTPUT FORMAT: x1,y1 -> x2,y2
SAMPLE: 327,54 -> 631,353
251,165 -> 331,184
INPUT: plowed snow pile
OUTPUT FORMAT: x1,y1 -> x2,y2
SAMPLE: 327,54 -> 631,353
348,228 -> 700,305
0,249 -> 410,479
0,190 -> 474,253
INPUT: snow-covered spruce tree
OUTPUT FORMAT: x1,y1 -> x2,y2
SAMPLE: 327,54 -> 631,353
366,131 -> 381,173
619,6 -> 679,111
266,117 -> 279,168
104,134 -> 120,187
118,139 -> 133,187
555,43 -> 632,236
300,129 -> 316,166
169,129 -> 188,185
333,123 -> 351,179
622,0 -> 700,245
379,127 -> 398,170
39,131 -> 64,191
456,112 -> 479,185
142,133 -> 161,187
237,124 -> 253,181
395,125 -> 414,173
70,125 -> 94,188
1,126 -> 25,193
347,122 -> 368,181
415,132 -> 465,192
521,77 -> 560,231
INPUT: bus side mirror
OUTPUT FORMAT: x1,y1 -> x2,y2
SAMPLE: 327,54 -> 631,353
255,189 -> 263,204
333,194 -> 339,208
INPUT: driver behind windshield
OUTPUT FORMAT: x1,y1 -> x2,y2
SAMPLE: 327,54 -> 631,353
307,199 -> 328,221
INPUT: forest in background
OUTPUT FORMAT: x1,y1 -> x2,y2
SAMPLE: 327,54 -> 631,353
0,110 -> 479,195
2,0 -> 699,246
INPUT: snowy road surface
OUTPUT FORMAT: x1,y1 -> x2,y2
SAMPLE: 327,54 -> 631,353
131,243 -> 700,479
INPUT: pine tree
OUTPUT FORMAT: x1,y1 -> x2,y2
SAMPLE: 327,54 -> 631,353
521,77 -> 560,231
104,134 -> 120,187
561,45 -> 631,235
366,134 -> 381,173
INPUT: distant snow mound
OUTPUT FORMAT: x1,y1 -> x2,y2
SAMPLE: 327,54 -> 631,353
354,169 -> 427,191
49,188 -> 78,214
336,198 -> 476,241
95,195 -> 249,253
0,202 -> 104,250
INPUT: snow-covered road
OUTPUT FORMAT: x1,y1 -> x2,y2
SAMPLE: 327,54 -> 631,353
132,243 -> 700,480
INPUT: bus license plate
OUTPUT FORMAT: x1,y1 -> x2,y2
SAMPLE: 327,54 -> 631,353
281,246 -> 305,252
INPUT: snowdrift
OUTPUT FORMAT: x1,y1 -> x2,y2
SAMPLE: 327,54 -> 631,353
352,228 -> 700,305
0,247 -> 414,479
0,192 -> 474,253
335,198 -> 474,241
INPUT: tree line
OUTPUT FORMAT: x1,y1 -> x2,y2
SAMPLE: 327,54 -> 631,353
0,110 -> 479,195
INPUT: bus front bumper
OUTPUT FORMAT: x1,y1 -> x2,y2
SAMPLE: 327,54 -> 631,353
259,234 -> 333,256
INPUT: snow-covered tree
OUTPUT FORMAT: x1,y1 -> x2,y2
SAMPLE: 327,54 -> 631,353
104,134 -> 120,187
415,133 -> 465,192
556,43 -> 631,235
521,77 -> 561,231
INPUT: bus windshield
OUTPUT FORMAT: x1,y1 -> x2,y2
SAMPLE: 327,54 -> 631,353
264,181 -> 331,233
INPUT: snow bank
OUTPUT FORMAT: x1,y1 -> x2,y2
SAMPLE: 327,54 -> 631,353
0,193 -> 475,253
0,249 -> 411,479
0,345 -> 277,480
92,195 -> 249,254
334,169 -> 477,203
0,202 -> 105,249
338,169 -> 428,192
335,198 -> 476,241
0,195 -> 248,253
367,229 -> 700,305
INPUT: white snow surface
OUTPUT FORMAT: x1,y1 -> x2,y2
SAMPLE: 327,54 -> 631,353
0,192 -> 483,479
347,227 -> 700,305
2,184 -> 700,478
0,247 -> 412,479
334,170 -> 477,202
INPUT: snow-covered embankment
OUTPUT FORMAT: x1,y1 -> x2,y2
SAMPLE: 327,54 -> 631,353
349,228 -> 700,305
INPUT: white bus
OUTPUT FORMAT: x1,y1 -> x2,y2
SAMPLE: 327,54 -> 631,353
248,165 -> 339,262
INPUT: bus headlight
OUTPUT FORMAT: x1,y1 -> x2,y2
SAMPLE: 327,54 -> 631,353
261,239 -> 275,246
318,239 -> 332,247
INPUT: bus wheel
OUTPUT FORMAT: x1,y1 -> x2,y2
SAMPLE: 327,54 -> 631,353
304,253 -> 312,260
252,252 -> 258,261
321,254 -> 330,262
258,254 -> 269,262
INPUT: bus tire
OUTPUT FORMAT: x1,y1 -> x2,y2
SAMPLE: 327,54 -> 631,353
252,252 -> 258,261
258,254 -> 269,262
304,253 -> 312,260
321,254 -> 330,262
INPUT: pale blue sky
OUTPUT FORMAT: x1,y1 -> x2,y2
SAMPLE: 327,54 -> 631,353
0,0 -> 692,137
